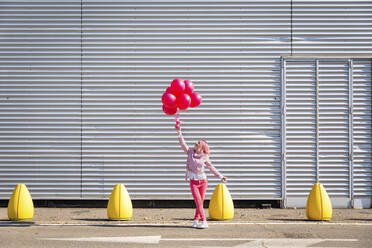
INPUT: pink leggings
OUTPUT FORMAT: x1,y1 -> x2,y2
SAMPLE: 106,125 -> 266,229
189,179 -> 208,221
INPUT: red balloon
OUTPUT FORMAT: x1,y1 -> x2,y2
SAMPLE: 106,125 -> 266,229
162,105 -> 177,115
184,80 -> 194,94
165,87 -> 172,94
161,92 -> 177,108
170,78 -> 185,96
190,92 -> 202,107
177,94 -> 191,110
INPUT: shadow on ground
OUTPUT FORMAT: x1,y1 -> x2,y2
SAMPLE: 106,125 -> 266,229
0,219 -> 35,227
72,218 -> 116,222
347,218 -> 372,222
267,218 -> 312,222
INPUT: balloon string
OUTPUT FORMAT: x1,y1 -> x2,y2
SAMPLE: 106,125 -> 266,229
175,111 -> 184,129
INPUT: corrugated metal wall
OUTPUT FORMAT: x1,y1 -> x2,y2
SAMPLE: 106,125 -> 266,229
81,0 -> 290,199
1,0 -> 290,200
0,0 -> 371,207
292,0 -> 372,56
0,0 -> 82,199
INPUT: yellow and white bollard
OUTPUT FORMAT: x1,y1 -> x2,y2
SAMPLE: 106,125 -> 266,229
8,184 -> 34,221
208,183 -> 234,220
107,184 -> 133,220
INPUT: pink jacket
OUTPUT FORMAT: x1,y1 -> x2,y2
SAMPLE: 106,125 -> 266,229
178,134 -> 223,179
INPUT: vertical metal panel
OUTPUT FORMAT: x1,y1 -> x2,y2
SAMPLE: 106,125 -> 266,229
292,0 -> 372,56
285,59 -> 317,200
81,0 -> 291,199
352,59 -> 372,201
0,0 -> 82,199
318,60 -> 350,204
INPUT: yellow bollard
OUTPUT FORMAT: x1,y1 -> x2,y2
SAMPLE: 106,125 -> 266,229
107,184 -> 133,220
208,183 -> 234,220
306,183 -> 332,221
8,184 -> 34,221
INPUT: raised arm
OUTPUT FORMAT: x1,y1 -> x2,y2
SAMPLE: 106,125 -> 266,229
177,128 -> 189,153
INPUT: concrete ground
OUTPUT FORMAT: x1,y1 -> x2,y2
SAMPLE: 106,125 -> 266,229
1,207 -> 371,224
0,208 -> 371,247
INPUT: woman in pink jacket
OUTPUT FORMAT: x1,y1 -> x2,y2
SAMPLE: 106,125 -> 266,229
176,126 -> 227,229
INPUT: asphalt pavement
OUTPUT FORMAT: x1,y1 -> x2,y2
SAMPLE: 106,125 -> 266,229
0,208 -> 371,248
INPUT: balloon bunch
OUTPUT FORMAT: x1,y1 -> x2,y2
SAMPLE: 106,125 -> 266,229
161,78 -> 202,116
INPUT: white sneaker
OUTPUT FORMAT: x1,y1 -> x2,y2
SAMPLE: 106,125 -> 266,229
198,220 -> 208,229
192,220 -> 198,228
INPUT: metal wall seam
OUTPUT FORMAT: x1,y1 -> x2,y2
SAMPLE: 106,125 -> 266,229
81,0 -> 291,200
315,59 -> 319,183
348,59 -> 354,206
80,0 -> 84,199
280,57 -> 287,207
0,0 -> 83,199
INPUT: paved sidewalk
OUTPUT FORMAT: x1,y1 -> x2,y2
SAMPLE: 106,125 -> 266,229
1,208 -> 371,248
1,207 -> 371,225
